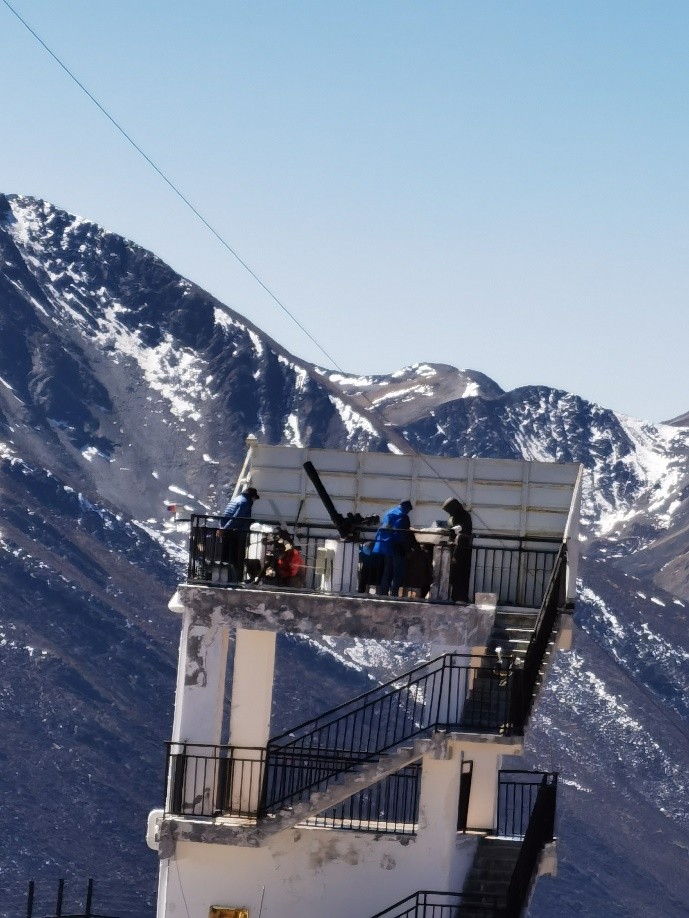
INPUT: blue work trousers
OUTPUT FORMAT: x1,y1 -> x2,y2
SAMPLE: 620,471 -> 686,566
377,554 -> 405,596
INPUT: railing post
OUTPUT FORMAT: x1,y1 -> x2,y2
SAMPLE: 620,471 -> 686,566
169,743 -> 187,815
505,770 -> 559,915
26,881 -> 34,918
508,667 -> 525,736
187,514 -> 197,580
545,772 -> 558,841
85,879 -> 94,918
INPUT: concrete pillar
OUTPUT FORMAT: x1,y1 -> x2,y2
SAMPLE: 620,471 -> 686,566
171,606 -> 230,746
463,746 -> 500,832
416,743 -> 463,879
229,629 -> 277,748
228,629 -> 277,813
167,604 -> 231,817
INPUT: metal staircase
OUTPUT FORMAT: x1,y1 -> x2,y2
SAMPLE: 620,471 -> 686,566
367,772 -> 558,918
259,552 -> 566,835
260,738 -> 430,836
460,838 -> 521,914
263,652 -> 520,818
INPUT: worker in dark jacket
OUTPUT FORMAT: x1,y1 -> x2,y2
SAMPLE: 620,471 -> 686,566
358,540 -> 382,593
220,486 -> 260,580
404,534 -> 433,599
443,497 -> 473,602
373,500 -> 413,596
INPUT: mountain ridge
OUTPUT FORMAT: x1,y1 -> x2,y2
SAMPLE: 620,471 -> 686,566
0,193 -> 687,916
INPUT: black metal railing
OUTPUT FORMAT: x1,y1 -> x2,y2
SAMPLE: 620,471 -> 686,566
369,890 -> 505,917
509,546 -> 567,729
164,742 -> 421,835
368,771 -> 558,917
471,540 -> 556,608
164,653 -> 527,821
264,652 -> 521,812
186,515 -> 560,609
187,516 -> 362,592
496,770 -> 558,839
165,743 -> 267,819
26,880 -> 118,918
303,762 -> 421,835
505,772 -> 558,915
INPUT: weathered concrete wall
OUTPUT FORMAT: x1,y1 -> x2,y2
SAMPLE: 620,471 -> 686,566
158,821 -> 478,918
171,584 -> 496,645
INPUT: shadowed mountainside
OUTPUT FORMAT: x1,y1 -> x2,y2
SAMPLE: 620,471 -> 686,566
0,193 -> 687,916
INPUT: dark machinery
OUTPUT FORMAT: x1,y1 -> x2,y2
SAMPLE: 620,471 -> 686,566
303,461 -> 379,540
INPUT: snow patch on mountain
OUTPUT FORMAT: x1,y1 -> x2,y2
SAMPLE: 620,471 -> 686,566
544,652 -> 689,828
579,586 -> 625,641
284,414 -> 303,447
371,384 -> 434,405
131,520 -> 187,565
247,329 -> 264,358
277,354 -> 309,392
328,395 -> 379,442
392,363 -> 437,380
329,373 -> 380,387
591,416 -> 688,536
92,306 -> 209,422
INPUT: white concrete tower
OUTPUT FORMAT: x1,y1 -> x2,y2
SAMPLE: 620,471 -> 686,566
147,444 -> 581,918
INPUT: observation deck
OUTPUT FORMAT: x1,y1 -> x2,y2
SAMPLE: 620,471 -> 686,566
151,443 -> 581,918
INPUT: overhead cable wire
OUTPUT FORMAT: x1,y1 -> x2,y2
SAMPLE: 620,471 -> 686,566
1,0 -> 342,372
3,0 -> 486,516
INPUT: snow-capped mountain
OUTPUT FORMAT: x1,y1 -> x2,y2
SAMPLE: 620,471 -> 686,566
1,194 -> 688,916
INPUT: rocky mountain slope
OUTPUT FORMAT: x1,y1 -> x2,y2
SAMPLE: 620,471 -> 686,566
0,193 -> 687,916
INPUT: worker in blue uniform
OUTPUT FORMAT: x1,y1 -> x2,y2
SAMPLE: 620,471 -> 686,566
372,499 -> 413,596
220,486 -> 260,580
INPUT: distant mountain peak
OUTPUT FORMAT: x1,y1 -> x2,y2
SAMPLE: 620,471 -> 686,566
324,361 -> 505,427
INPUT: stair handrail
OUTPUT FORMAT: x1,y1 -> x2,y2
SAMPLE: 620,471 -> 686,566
269,651 -> 493,748
369,889 -> 505,917
515,545 -> 567,724
264,651 -> 521,812
496,769 -> 558,839
505,772 -> 558,916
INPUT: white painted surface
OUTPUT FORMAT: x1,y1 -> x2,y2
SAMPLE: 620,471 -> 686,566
160,820 -> 477,918
157,740 -> 490,917
417,751 -> 465,880
460,745 -> 501,831
563,464 -> 584,604
229,630 -> 277,749
242,443 -> 581,539
227,630 -> 277,814
171,602 -> 229,746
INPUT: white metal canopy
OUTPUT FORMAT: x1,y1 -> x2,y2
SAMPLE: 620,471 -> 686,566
234,439 -> 582,542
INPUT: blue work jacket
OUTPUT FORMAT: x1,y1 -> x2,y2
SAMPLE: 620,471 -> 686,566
372,504 -> 411,557
221,494 -> 254,531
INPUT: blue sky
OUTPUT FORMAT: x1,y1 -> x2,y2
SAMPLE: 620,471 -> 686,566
2,1 -> 688,421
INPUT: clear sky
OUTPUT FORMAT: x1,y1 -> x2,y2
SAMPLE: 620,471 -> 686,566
2,1 -> 688,422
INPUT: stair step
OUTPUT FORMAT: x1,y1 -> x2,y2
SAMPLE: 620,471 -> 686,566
469,868 -> 516,882
466,881 -> 510,895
